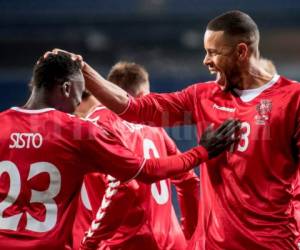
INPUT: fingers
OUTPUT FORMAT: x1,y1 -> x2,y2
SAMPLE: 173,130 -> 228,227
203,123 -> 214,134
214,119 -> 234,135
52,48 -> 68,54
52,48 -> 83,61
216,119 -> 240,136
221,122 -> 241,139
39,48 -> 85,68
43,51 -> 52,59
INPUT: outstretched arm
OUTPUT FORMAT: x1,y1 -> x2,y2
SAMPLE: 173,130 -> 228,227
83,117 -> 240,184
133,119 -> 240,183
83,63 -> 130,115
83,62 -> 194,126
49,49 -> 194,126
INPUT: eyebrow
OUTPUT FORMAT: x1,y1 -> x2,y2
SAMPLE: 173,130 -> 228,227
206,48 -> 219,53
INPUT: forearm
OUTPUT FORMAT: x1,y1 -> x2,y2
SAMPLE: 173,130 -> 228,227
136,146 -> 208,183
82,63 -> 130,114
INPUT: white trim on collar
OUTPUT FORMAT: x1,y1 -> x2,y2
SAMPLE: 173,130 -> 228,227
11,107 -> 55,114
234,74 -> 280,102
86,106 -> 107,119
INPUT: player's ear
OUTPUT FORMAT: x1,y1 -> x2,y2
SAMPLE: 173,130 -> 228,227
236,43 -> 248,61
61,81 -> 71,98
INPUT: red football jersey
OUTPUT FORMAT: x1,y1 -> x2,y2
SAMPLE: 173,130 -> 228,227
74,106 -> 199,250
120,75 -> 300,250
0,107 -> 145,250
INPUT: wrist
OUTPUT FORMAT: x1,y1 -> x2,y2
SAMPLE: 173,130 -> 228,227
193,145 -> 209,163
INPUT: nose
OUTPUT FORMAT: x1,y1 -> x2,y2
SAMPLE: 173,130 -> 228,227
203,53 -> 211,66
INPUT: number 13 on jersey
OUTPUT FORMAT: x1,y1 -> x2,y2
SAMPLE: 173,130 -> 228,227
230,121 -> 251,152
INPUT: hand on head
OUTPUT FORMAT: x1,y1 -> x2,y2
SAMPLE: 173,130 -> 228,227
40,49 -> 85,68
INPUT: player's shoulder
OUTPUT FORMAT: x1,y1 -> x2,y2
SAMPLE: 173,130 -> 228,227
183,80 -> 219,95
51,110 -> 100,136
141,125 -> 163,138
87,105 -> 119,126
0,108 -> 13,118
278,76 -> 300,90
277,76 -> 300,99
0,107 -> 60,121
87,106 -> 112,118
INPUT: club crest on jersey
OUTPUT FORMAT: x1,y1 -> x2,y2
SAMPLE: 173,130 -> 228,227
255,99 -> 272,125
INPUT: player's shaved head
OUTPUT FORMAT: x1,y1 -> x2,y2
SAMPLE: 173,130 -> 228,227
107,62 -> 149,97
31,52 -> 82,90
207,10 -> 260,56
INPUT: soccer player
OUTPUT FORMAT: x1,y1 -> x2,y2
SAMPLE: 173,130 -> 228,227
72,62 -> 200,250
55,10 -> 300,250
0,52 -> 238,250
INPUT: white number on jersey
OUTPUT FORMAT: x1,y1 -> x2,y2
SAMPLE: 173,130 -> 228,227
230,122 -> 251,152
0,161 -> 61,232
143,139 -> 169,205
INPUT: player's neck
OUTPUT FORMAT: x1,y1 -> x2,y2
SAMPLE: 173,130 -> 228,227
235,61 -> 274,90
76,95 -> 100,118
23,88 -> 55,110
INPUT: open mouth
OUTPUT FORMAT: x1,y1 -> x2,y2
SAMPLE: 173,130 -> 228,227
215,72 -> 229,91
208,68 -> 218,74
208,69 -> 228,90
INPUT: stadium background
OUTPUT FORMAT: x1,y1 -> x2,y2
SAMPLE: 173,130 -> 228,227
1,0 -> 300,216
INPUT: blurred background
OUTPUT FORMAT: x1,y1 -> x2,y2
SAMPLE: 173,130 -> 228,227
1,0 -> 300,216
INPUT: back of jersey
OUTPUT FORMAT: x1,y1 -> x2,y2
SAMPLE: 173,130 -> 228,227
139,125 -> 186,250
81,107 -> 186,250
0,108 -> 86,250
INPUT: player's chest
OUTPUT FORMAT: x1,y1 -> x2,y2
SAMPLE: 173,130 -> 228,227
195,94 -> 289,149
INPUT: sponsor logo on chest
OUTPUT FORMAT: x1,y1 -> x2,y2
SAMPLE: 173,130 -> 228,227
213,104 -> 236,113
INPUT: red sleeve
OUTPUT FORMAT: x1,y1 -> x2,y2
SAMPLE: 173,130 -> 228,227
136,145 -> 208,183
119,87 -> 195,127
80,176 -> 139,250
81,118 -> 208,183
81,122 -> 146,182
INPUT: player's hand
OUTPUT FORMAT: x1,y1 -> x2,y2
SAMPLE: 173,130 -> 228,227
199,119 -> 240,159
40,49 -> 85,68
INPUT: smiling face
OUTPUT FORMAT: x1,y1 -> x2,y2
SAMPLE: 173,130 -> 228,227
203,30 -> 243,91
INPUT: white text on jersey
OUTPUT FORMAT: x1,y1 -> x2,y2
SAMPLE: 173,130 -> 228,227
213,104 -> 236,113
9,133 -> 43,149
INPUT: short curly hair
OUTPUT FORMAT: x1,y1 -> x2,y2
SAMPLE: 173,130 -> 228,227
31,52 -> 82,90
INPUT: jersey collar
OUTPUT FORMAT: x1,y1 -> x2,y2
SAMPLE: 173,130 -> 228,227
11,107 -> 56,114
233,74 -> 280,102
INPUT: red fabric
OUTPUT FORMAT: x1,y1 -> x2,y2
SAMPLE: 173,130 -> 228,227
120,76 -> 300,250
139,146 -> 207,183
157,128 -> 200,239
74,107 -> 202,250
0,108 -> 144,249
